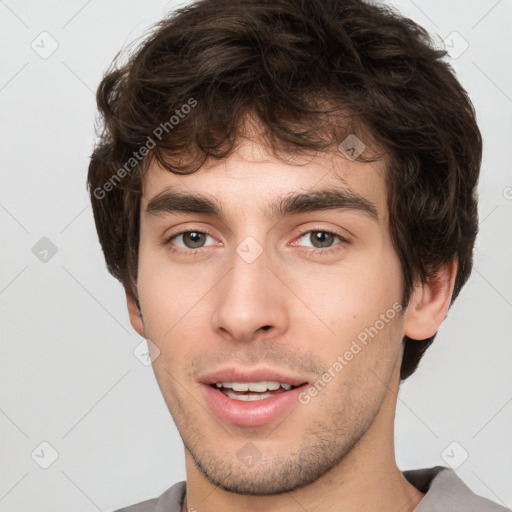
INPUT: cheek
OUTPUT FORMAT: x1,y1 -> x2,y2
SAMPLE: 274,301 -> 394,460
289,250 -> 403,343
136,243 -> 214,336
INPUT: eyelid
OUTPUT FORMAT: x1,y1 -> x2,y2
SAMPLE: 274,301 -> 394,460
164,225 -> 351,254
165,226 -> 219,247
291,224 -> 351,244
290,227 -> 349,254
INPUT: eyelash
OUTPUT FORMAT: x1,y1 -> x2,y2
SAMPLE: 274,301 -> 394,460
164,228 -> 348,257
294,228 -> 349,255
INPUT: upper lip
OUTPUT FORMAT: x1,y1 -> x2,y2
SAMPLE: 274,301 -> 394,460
198,366 -> 309,387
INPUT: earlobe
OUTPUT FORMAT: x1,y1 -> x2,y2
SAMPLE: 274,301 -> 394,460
126,289 -> 146,338
403,260 -> 458,340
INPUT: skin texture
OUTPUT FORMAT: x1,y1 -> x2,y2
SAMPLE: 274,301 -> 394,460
126,121 -> 457,512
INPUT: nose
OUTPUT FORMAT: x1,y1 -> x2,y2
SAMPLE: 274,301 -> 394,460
211,242 -> 289,343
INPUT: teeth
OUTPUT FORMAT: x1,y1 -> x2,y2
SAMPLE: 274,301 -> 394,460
233,382 -> 250,392
223,390 -> 274,401
214,381 -> 293,392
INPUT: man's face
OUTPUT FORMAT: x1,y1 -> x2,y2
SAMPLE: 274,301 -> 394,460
133,134 -> 406,494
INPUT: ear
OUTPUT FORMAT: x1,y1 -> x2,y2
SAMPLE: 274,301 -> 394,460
125,288 -> 146,338
403,259 -> 458,340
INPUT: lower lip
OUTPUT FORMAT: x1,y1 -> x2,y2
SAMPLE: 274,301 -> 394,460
201,384 -> 307,427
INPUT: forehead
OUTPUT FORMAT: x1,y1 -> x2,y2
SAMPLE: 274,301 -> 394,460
141,137 -> 388,223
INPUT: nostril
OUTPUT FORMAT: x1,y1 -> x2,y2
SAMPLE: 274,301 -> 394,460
259,325 -> 271,331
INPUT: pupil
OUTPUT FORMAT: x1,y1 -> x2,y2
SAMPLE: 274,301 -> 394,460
185,232 -> 205,248
312,231 -> 333,248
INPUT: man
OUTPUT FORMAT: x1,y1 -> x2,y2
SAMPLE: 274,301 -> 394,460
87,0 -> 508,510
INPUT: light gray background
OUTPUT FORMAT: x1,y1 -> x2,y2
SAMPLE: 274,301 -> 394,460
1,1 -> 511,511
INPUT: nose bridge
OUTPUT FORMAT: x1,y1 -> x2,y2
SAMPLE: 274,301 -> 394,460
211,235 -> 287,341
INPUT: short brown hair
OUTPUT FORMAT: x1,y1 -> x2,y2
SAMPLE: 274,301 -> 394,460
87,0 -> 482,380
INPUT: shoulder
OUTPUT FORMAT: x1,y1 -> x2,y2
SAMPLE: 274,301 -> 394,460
110,481 -> 186,512
403,466 -> 510,511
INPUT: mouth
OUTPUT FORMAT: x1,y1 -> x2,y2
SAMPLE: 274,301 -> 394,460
199,369 -> 309,427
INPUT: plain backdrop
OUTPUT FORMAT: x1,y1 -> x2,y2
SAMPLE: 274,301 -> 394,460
1,1 -> 511,511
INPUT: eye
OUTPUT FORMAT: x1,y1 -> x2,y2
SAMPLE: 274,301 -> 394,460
294,229 -> 347,252
167,230 -> 216,250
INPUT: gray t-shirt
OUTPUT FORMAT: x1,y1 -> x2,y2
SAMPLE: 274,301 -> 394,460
113,466 -> 510,512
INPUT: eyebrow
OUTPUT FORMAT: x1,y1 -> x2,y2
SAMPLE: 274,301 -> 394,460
146,187 -> 379,222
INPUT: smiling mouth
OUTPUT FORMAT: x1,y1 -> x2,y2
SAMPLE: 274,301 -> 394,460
202,378 -> 310,426
211,381 -> 303,401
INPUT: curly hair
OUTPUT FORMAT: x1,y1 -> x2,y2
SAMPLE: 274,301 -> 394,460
87,0 -> 482,380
